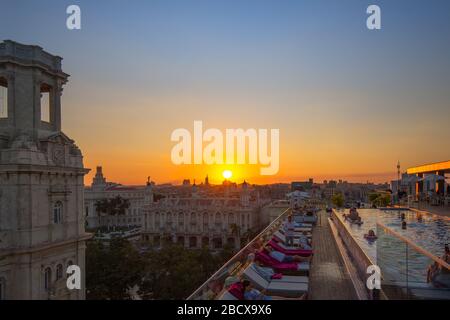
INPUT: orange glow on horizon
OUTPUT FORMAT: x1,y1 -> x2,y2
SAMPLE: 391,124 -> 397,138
222,170 -> 232,179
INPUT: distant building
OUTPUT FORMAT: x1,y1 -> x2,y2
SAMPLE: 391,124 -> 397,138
260,200 -> 290,225
141,182 -> 268,250
291,179 -> 313,191
392,160 -> 450,204
84,166 -> 153,229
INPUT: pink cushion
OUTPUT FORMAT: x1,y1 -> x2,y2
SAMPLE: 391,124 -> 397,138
228,282 -> 244,300
255,251 -> 298,272
271,273 -> 283,279
268,240 -> 312,257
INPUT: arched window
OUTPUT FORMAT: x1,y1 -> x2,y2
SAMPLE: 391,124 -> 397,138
178,212 -> 184,225
56,264 -> 63,280
0,277 -> 5,300
228,213 -> 234,225
0,77 -> 7,119
44,267 -> 52,291
53,201 -> 63,224
40,83 -> 51,122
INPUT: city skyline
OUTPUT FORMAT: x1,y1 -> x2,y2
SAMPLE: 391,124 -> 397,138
2,0 -> 450,185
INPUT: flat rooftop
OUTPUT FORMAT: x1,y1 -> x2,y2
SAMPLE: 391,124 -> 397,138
407,160 -> 450,175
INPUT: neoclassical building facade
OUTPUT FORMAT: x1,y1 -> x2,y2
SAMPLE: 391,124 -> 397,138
84,166 -> 153,229
0,41 -> 90,300
141,182 -> 264,250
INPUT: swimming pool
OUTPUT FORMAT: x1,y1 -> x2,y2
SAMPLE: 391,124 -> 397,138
335,208 -> 449,294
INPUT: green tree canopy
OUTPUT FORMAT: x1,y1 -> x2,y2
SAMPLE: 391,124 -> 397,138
86,239 -> 235,300
86,239 -> 145,300
95,196 -> 130,216
332,192 -> 344,208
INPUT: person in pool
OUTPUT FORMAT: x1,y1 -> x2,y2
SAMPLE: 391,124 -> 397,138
365,229 -> 377,240
242,280 -> 306,300
346,207 -> 361,222
427,244 -> 450,283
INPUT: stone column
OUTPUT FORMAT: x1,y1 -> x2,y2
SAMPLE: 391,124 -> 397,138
6,73 -> 15,124
53,81 -> 62,131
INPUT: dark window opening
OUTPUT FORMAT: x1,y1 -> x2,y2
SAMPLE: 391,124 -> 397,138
0,77 -> 7,119
40,83 -> 51,122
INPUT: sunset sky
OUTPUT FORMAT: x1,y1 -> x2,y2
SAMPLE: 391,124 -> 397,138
2,0 -> 450,185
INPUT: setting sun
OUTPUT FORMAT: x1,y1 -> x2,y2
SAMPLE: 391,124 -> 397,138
222,170 -> 232,180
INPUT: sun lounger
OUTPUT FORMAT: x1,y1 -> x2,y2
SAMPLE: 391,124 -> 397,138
294,222 -> 313,228
255,251 -> 309,274
273,231 -> 310,245
278,229 -> 312,237
250,263 -> 309,284
242,264 -> 308,297
272,237 -> 312,250
268,240 -> 312,256
293,215 -> 317,225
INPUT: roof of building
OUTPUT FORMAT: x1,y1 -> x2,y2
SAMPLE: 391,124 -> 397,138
407,160 -> 450,174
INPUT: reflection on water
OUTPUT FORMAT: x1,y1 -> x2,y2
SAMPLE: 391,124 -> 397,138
336,209 -> 449,292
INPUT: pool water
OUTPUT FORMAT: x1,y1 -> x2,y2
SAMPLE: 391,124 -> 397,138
336,209 -> 449,285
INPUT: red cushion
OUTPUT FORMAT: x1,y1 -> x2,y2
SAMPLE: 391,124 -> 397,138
228,282 -> 244,300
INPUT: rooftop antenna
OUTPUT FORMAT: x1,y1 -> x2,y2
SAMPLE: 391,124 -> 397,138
397,161 -> 401,199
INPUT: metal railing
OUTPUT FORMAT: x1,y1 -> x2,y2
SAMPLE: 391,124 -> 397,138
187,207 -> 291,300
376,222 -> 450,300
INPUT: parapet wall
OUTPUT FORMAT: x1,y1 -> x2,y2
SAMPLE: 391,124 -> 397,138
330,209 -> 379,299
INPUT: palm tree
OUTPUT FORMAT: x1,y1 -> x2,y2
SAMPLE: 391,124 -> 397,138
95,196 -> 131,230
229,223 -> 240,247
240,228 -> 258,247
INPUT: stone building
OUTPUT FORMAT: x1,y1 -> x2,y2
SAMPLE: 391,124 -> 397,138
84,166 -> 153,229
141,181 -> 264,250
0,41 -> 90,300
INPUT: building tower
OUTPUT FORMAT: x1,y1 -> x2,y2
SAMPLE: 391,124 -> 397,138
192,179 -> 199,198
0,41 -> 90,300
144,176 -> 154,205
240,180 -> 250,207
91,166 -> 107,190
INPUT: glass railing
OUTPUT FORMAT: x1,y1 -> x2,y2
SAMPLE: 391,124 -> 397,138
187,207 -> 291,300
377,223 -> 450,300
